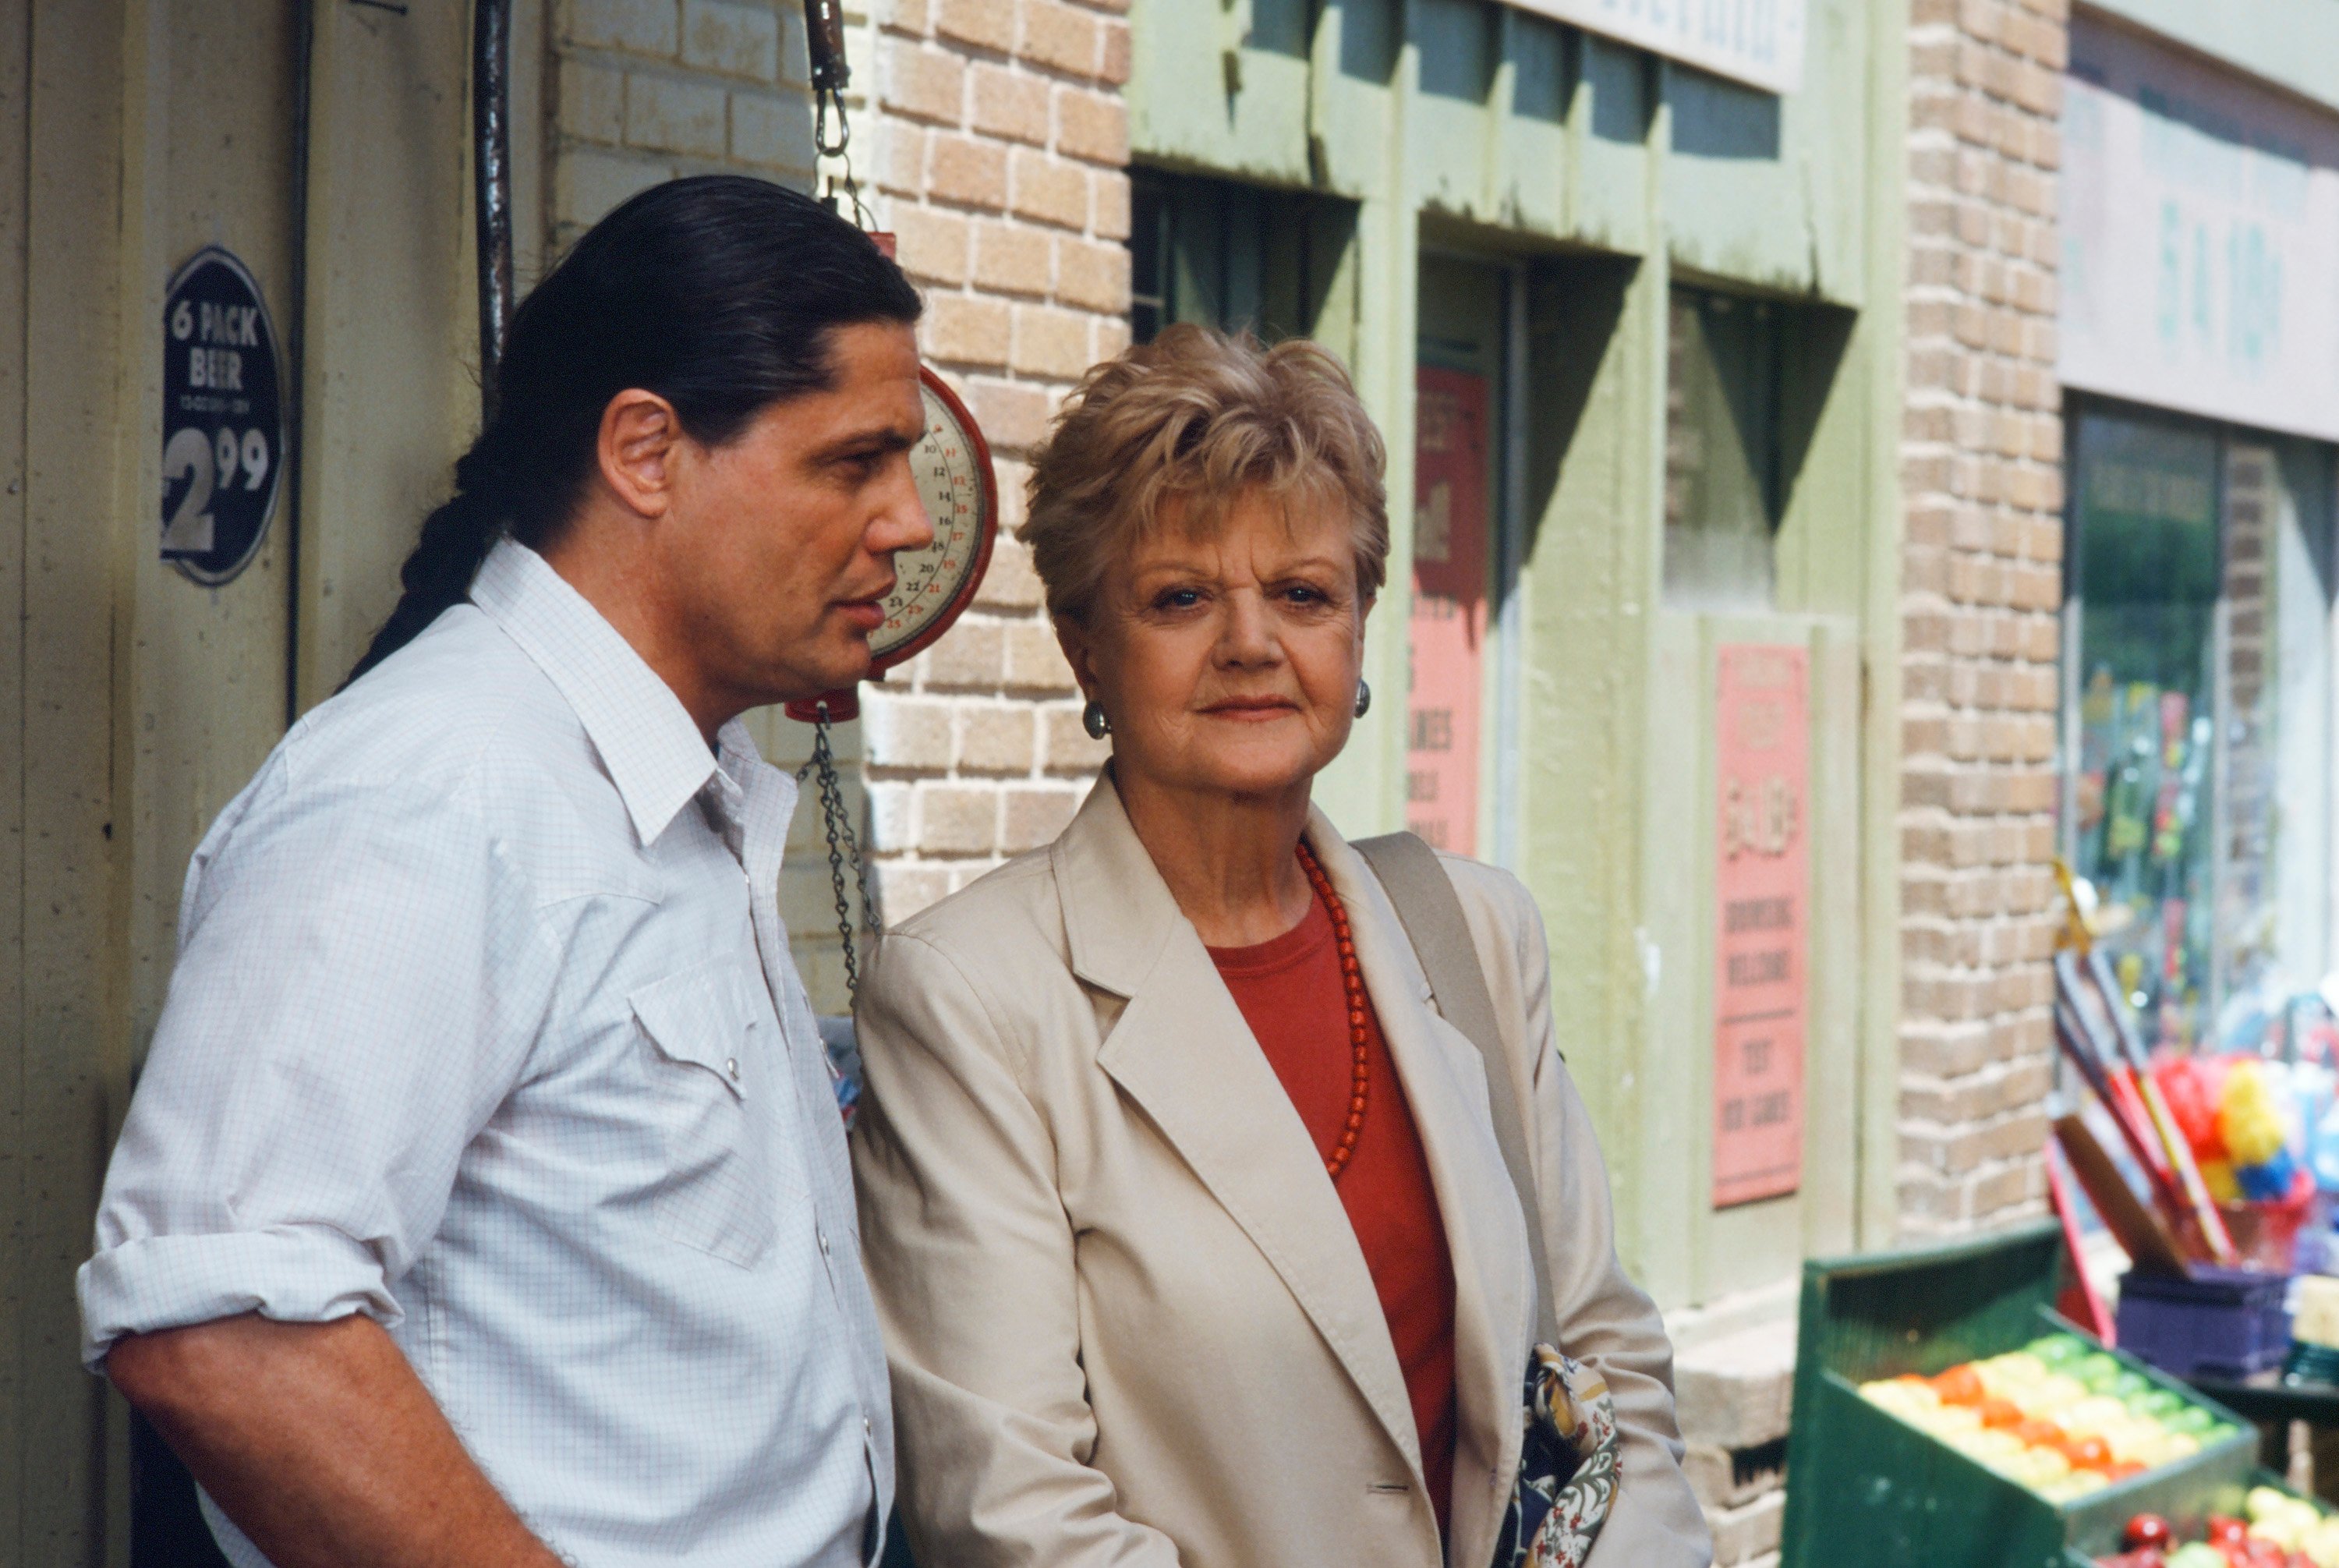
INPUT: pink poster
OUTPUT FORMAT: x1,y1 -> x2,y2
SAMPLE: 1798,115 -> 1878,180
1407,366 -> 1489,855
1711,644 -> 1808,1208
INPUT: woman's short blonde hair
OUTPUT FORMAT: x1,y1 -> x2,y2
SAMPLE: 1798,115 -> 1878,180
1020,324 -> 1389,622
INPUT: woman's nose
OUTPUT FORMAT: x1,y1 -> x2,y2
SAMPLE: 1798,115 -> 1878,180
1216,593 -> 1279,664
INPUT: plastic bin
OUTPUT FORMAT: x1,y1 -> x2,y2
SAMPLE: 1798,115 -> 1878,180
2115,1267 -> 2292,1379
1781,1220 -> 2259,1568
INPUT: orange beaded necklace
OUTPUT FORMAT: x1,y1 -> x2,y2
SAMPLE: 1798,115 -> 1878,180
1296,839 -> 1371,1181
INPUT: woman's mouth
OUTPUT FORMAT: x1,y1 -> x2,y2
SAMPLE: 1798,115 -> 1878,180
1200,697 -> 1300,720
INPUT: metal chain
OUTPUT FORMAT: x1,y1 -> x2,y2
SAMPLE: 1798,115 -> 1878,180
799,705 -> 872,1000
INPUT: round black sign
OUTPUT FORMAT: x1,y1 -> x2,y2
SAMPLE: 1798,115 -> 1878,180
161,246 -> 285,586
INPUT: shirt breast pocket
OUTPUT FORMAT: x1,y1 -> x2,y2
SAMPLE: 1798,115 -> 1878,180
629,957 -> 782,1269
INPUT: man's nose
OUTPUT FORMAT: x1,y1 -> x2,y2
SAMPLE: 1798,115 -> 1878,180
871,455 -> 936,555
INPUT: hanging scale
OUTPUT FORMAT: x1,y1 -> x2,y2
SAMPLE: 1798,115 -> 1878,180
791,0 -> 1001,1016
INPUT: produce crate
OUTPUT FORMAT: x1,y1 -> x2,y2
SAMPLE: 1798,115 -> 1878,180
1781,1220 -> 2259,1568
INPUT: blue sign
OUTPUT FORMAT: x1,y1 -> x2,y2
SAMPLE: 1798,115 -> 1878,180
160,246 -> 284,586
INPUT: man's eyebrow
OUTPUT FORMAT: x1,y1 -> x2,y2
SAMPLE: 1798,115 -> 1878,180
817,423 -> 922,460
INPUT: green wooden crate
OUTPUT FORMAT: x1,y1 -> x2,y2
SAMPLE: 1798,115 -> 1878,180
1780,1220 -> 2259,1568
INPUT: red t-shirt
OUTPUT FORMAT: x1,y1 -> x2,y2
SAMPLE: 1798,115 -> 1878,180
1208,894 -> 1460,1534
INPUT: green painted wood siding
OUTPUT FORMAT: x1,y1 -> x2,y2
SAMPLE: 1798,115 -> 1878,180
1127,0 -> 1910,1309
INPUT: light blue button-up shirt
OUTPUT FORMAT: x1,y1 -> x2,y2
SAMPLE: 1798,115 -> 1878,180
80,541 -> 893,1567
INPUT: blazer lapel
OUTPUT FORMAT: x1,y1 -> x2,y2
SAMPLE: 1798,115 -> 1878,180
1311,817 -> 1536,1568
1057,779 -> 1426,1482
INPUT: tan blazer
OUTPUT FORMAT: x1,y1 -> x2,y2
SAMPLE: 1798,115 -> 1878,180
851,777 -> 1712,1568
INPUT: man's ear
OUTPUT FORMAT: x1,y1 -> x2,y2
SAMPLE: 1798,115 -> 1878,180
595,388 -> 683,520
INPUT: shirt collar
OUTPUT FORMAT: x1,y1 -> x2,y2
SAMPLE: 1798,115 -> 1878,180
470,540 -> 720,847
711,719 -> 779,795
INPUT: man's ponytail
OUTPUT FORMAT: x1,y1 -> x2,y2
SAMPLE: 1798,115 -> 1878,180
343,446 -> 508,686
341,175 -> 921,687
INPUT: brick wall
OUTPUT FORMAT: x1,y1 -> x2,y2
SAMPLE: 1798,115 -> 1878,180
1897,0 -> 2069,1238
846,0 -> 1133,925
549,0 -> 820,246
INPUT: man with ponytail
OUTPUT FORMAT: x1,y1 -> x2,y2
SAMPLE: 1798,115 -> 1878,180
78,177 -> 930,1568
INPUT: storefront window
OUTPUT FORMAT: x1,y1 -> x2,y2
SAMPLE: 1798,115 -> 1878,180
1664,286 -> 1783,611
2064,405 -> 2337,1046
1410,253 -> 1513,856
1126,170 -> 1354,348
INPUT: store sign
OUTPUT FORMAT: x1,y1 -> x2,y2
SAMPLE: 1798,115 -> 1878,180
1711,643 -> 1806,1209
1507,0 -> 1805,96
160,246 -> 284,586
2063,19 -> 2339,444
1407,366 -> 1491,855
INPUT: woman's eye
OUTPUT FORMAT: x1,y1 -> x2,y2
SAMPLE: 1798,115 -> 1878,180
1154,588 -> 1203,611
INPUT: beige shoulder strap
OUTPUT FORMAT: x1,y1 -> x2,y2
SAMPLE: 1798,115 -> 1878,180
1353,832 -> 1559,1344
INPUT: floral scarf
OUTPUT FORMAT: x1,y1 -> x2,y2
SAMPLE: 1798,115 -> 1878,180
1490,1347 -> 1622,1568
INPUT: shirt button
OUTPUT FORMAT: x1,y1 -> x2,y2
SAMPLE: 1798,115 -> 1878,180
819,1229 -> 832,1256
725,1057 -> 740,1080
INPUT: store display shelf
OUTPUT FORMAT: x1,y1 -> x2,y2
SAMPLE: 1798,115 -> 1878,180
1782,1221 -> 2259,1568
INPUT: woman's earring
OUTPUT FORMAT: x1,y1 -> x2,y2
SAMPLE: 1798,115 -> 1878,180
1082,699 -> 1112,739
1354,680 -> 1372,719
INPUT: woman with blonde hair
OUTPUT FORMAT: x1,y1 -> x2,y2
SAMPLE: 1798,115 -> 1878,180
851,325 -> 1711,1568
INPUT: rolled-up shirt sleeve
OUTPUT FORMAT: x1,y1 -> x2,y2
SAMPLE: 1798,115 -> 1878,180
78,766 -> 557,1368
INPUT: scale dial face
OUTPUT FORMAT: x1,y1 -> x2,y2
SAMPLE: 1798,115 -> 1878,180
870,368 -> 999,672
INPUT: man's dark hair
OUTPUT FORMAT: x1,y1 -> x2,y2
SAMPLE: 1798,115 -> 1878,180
345,175 -> 924,685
